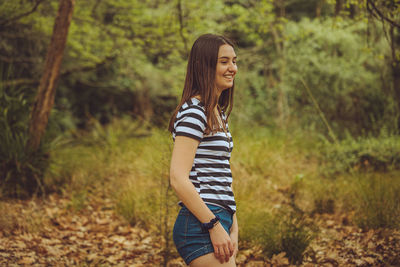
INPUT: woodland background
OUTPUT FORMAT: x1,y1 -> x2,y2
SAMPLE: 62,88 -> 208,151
0,0 -> 400,266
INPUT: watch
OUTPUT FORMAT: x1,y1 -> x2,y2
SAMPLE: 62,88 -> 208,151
201,215 -> 220,231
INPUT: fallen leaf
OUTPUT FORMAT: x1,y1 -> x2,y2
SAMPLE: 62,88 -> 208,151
17,257 -> 35,265
271,252 -> 289,266
365,257 -> 375,264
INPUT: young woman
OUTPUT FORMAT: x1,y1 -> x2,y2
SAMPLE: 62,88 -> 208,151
168,34 -> 238,266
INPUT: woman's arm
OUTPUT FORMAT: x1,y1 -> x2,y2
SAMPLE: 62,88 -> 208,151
230,213 -> 239,257
170,135 -> 234,263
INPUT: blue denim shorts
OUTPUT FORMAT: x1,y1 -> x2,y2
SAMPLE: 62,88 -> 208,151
173,204 -> 233,265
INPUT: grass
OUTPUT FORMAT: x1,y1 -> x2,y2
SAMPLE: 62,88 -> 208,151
239,206 -> 315,264
353,172 -> 400,229
8,118 -> 395,263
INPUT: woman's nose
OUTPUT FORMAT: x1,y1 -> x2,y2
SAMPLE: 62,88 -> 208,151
228,63 -> 237,73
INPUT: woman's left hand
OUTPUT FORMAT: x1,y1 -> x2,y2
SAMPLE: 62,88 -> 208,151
229,230 -> 238,258
230,213 -> 239,258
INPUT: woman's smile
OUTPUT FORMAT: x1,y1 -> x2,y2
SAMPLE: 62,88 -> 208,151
215,44 -> 237,91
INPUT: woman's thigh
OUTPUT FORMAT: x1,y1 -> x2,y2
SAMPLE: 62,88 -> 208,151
190,252 -> 236,267
173,204 -> 234,265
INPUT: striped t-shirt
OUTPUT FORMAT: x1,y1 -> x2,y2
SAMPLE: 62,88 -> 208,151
172,97 -> 236,213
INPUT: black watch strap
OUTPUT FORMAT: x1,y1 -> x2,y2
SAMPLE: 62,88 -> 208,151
201,215 -> 220,231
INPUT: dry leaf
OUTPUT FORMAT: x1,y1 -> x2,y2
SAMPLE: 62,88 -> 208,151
271,252 -> 289,266
17,257 -> 35,265
364,257 -> 375,264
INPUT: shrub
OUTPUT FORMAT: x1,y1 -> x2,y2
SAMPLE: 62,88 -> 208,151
234,18 -> 395,136
353,173 -> 400,229
240,209 -> 315,264
0,79 -> 51,198
284,18 -> 394,136
319,135 -> 400,176
313,197 -> 335,214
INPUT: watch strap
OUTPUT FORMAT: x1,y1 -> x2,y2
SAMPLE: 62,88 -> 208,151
201,215 -> 220,231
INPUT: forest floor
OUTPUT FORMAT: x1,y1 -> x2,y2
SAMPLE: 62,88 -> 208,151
1,189 -> 399,267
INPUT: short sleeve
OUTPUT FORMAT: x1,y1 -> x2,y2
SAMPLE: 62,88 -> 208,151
174,106 -> 207,142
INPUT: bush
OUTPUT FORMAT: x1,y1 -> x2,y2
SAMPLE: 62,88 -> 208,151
0,130 -> 50,198
319,135 -> 400,176
284,18 -> 395,136
234,17 -> 396,136
353,173 -> 400,229
0,79 -> 51,198
240,209 -> 315,264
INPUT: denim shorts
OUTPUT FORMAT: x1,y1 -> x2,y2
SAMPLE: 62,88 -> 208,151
172,204 -> 233,265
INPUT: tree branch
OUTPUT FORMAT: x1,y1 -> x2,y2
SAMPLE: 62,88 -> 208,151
0,0 -> 45,27
0,54 -> 40,63
0,59 -> 110,88
366,0 -> 400,29
0,79 -> 38,87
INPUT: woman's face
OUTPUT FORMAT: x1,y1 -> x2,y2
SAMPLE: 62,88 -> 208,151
215,44 -> 237,92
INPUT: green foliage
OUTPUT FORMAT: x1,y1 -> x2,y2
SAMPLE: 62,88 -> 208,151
44,119 -> 400,264
1,0 -> 398,137
285,0 -> 334,20
240,209 -> 315,264
0,71 -> 50,198
233,16 -> 397,135
353,173 -> 400,229
319,134 -> 400,175
284,18 -> 394,136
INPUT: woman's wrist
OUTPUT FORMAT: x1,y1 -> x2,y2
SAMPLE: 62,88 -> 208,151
230,225 -> 238,234
201,215 -> 220,231
209,221 -> 224,232
230,229 -> 238,235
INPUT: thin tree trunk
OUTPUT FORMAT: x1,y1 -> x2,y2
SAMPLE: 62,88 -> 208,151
273,0 -> 288,128
390,25 -> 400,116
176,0 -> 188,56
335,0 -> 342,16
26,0 -> 75,151
316,0 -> 323,18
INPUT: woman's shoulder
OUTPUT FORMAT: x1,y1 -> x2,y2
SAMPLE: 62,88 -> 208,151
179,97 -> 206,114
175,97 -> 207,127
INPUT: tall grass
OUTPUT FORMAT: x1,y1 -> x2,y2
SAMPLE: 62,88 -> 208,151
47,122 -> 321,262
45,118 -> 400,265
0,72 -> 53,198
47,118 -> 180,265
353,172 -> 400,229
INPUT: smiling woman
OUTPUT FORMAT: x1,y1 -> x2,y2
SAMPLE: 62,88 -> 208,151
215,45 -> 237,93
168,34 -> 239,267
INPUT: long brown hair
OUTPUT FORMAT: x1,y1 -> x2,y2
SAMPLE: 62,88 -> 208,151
168,34 -> 235,135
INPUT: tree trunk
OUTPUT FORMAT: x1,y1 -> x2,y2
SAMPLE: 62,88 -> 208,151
390,25 -> 400,118
316,0 -> 323,18
274,0 -> 285,17
273,0 -> 288,128
26,0 -> 75,151
393,63 -> 400,113
133,88 -> 153,121
335,0 -> 342,16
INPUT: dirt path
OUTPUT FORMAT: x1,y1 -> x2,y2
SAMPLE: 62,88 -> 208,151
1,193 -> 399,266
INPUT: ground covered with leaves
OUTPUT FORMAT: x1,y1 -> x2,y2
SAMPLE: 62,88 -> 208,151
1,189 -> 399,267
